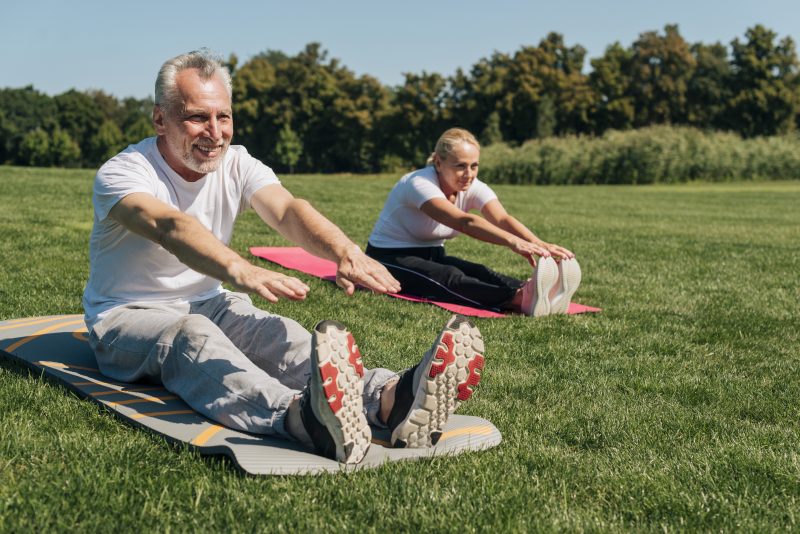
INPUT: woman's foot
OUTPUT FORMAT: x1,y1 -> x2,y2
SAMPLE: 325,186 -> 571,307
521,257 -> 558,316
550,258 -> 582,314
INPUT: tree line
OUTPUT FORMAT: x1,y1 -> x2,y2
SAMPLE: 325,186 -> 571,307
1,24 -> 797,173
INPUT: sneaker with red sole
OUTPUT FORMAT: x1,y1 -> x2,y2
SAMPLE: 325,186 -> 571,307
299,320 -> 371,464
386,314 -> 485,448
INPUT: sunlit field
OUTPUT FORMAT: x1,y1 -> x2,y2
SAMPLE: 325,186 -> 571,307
1,166 -> 798,531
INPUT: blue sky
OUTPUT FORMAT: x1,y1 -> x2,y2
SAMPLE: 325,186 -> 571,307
2,0 -> 798,99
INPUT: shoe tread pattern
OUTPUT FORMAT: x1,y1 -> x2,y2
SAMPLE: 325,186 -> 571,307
314,321 -> 370,463
392,316 -> 484,448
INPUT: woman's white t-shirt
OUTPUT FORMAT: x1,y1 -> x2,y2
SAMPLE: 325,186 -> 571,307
82,137 -> 279,329
368,166 -> 497,248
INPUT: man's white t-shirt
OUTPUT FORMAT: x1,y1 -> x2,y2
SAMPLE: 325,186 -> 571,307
82,137 -> 280,330
368,166 -> 497,248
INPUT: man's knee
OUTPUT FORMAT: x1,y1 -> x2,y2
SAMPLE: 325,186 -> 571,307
177,314 -> 216,335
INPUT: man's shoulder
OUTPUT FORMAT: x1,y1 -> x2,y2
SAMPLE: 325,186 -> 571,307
98,137 -> 158,176
225,144 -> 265,168
224,145 -> 279,187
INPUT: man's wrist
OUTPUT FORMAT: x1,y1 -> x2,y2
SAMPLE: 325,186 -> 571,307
224,256 -> 251,285
337,242 -> 362,263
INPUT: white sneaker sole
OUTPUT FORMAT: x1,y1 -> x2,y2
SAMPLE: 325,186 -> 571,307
311,321 -> 371,464
391,315 -> 485,448
550,259 -> 582,315
525,257 -> 558,317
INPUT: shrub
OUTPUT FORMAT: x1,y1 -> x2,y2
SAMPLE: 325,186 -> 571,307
480,126 -> 800,184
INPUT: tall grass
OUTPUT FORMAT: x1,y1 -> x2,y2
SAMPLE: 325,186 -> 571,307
480,126 -> 800,185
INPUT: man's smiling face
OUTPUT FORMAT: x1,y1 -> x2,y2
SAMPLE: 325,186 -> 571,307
154,68 -> 233,182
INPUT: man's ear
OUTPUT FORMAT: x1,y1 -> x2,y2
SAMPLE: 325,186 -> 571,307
152,105 -> 166,135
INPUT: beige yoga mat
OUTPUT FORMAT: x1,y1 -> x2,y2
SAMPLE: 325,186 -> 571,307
0,315 -> 501,475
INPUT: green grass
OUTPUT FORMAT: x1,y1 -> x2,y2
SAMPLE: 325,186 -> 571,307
1,166 -> 798,532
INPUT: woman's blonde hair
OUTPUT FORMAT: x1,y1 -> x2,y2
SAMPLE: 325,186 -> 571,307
426,128 -> 480,166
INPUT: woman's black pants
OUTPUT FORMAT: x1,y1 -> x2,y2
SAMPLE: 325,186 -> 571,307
366,243 -> 523,311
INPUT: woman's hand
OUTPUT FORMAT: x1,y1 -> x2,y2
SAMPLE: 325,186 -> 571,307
541,242 -> 575,261
510,238 -> 551,266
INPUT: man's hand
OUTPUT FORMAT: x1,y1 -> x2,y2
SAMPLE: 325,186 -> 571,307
228,260 -> 310,303
335,245 -> 401,296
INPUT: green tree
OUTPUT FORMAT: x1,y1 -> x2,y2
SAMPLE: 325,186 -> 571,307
49,127 -> 82,167
233,44 -> 391,172
686,42 -> 732,128
379,71 -> 448,167
123,115 -> 154,145
445,54 -> 512,139
535,95 -> 556,138
480,111 -> 503,145
727,25 -> 799,137
89,120 -> 125,165
231,51 -> 280,163
589,42 -> 635,132
496,33 -> 593,142
18,128 -> 51,166
0,86 -> 57,164
54,89 -> 104,165
629,24 -> 697,126
274,123 -> 302,173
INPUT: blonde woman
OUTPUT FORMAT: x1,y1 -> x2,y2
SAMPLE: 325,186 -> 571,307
366,128 -> 581,316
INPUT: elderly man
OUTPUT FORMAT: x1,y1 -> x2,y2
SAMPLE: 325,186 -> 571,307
82,50 -> 485,464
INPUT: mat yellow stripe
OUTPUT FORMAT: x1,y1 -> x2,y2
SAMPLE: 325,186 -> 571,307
105,395 -> 178,407
2,317 -> 59,326
191,425 -> 225,446
4,319 -> 86,352
38,361 -> 98,372
440,425 -> 494,440
0,316 -> 79,331
4,317 -> 43,325
72,379 -> 131,388
370,425 -> 493,448
89,387 -> 165,397
131,410 -> 195,420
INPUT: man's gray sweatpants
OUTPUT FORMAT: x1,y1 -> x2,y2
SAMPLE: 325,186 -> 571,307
88,292 -> 396,439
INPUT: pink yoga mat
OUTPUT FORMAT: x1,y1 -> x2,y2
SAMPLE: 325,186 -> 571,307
250,247 -> 600,318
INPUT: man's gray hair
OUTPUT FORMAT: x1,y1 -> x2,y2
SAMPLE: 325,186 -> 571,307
155,49 -> 232,114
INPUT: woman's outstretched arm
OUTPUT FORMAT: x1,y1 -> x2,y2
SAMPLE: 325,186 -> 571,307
420,197 -> 550,265
481,199 -> 575,260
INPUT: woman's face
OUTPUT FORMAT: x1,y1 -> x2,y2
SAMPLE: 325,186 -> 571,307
434,141 -> 480,197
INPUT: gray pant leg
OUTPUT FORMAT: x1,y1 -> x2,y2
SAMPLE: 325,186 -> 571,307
89,301 -> 297,438
199,292 -> 397,427
194,292 -> 312,391
363,367 -> 396,428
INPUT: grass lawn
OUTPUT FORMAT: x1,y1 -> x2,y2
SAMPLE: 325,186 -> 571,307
1,166 -> 798,532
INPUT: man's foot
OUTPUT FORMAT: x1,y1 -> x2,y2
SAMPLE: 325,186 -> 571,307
521,256 -> 558,316
386,314 -> 485,448
299,320 -> 371,464
550,258 -> 582,314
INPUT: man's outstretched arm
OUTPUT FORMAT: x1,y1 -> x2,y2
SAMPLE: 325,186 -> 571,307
250,184 -> 401,295
108,192 -> 311,302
